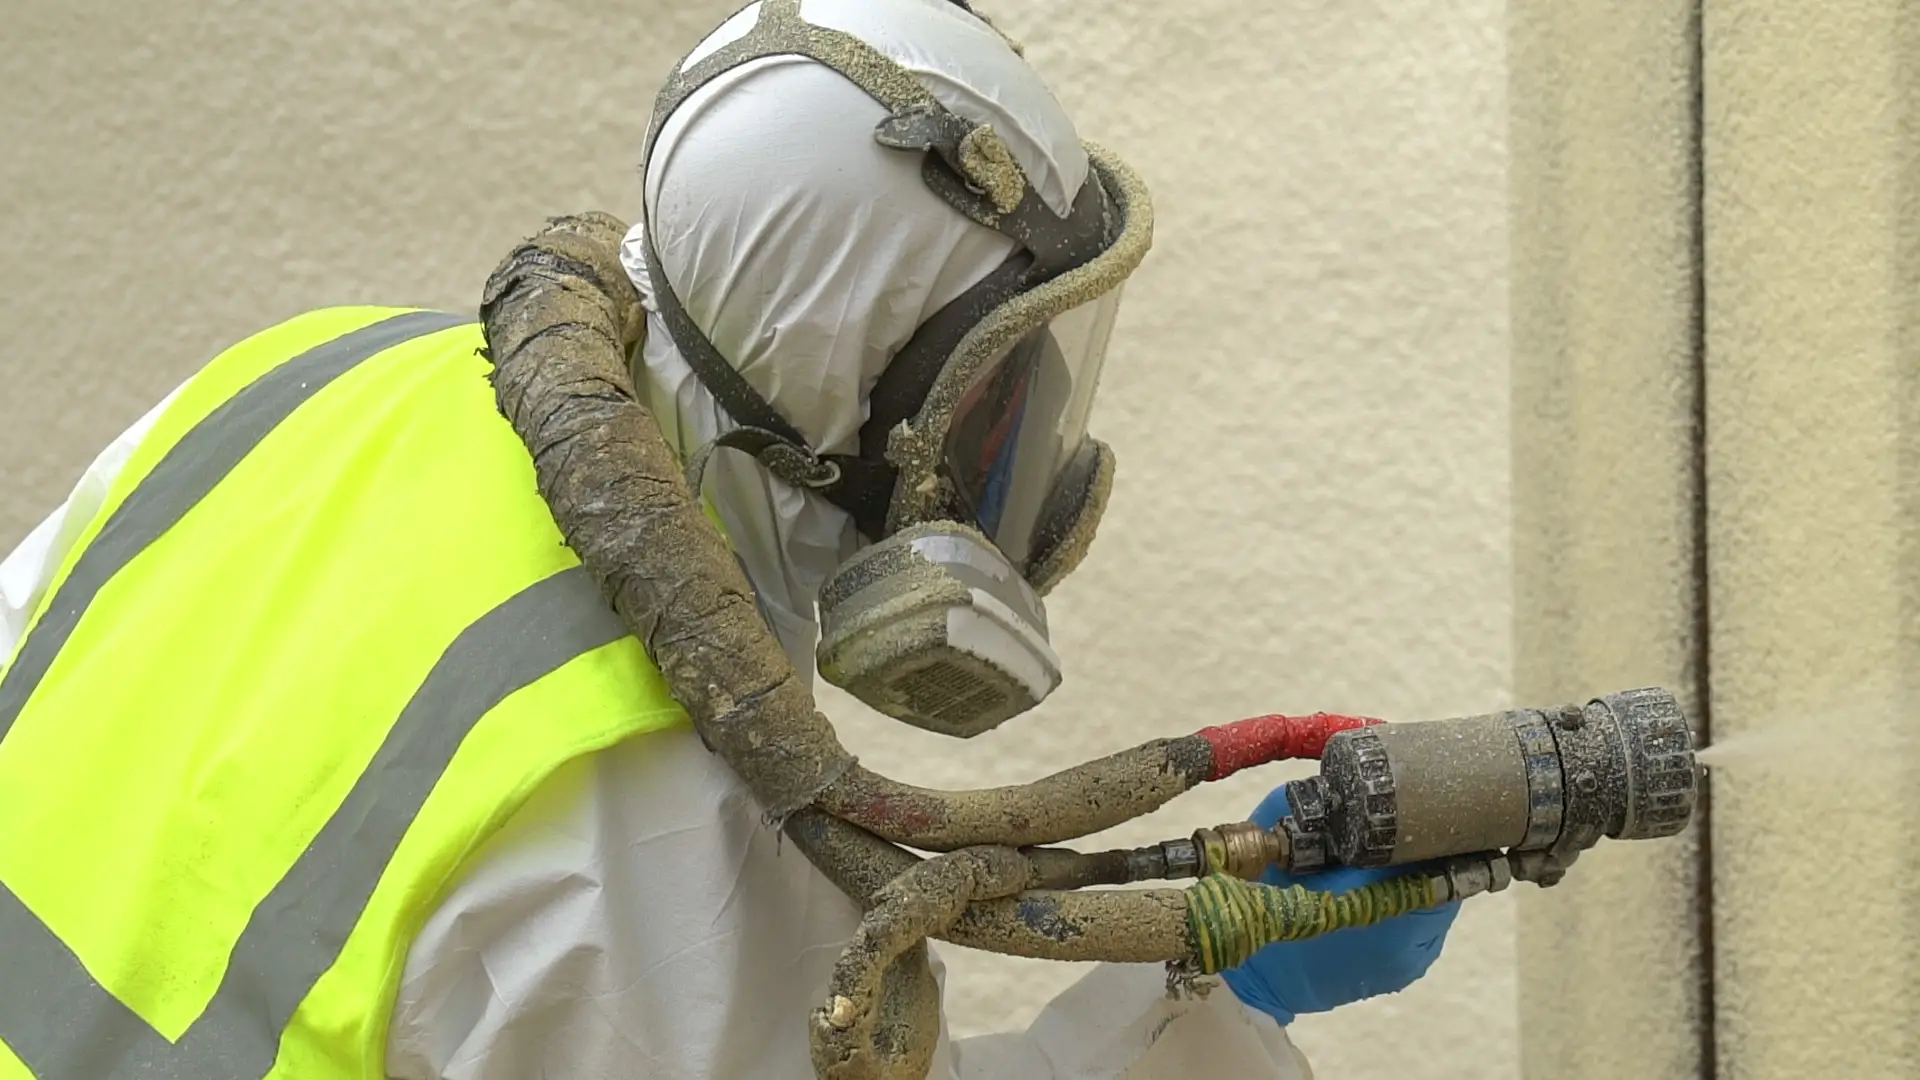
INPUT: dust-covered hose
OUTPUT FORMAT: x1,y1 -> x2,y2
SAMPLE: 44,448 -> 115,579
782,807 -> 1452,971
785,806 -> 1455,1080
476,211 -> 1428,1080
475,210 -> 1378,853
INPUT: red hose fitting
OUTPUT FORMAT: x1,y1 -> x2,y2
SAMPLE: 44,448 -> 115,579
1197,712 -> 1385,781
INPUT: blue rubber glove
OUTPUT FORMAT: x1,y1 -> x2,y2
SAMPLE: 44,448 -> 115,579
1220,786 -> 1461,1025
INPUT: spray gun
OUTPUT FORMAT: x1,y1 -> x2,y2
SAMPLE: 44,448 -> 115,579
1136,686 -> 1701,903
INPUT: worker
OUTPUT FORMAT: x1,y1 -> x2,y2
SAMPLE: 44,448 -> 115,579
0,1 -> 1459,1078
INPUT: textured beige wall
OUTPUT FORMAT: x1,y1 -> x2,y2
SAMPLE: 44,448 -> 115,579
1508,4 -> 1711,1078
0,1 -> 1514,1076
1700,3 -> 1920,1075
1514,3 -> 1920,1078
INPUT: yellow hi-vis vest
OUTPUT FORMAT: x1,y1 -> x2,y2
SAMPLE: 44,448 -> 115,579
0,307 -> 695,1080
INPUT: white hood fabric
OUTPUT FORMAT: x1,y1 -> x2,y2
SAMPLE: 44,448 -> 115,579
0,2 -> 1315,1076
620,0 -> 1089,669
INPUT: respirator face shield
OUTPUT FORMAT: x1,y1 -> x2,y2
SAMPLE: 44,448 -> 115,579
639,0 -> 1154,738
817,149 -> 1146,737
938,289 -> 1122,584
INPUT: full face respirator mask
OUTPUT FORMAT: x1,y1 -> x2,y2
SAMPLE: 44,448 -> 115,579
638,0 -> 1153,738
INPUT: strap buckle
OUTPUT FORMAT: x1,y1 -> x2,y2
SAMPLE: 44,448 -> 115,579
685,426 -> 843,499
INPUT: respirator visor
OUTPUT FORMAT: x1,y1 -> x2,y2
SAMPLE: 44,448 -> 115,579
943,286 -> 1122,569
886,147 -> 1149,586
817,150 -> 1150,737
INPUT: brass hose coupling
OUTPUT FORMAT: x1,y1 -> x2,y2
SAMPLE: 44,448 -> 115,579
1160,821 -> 1291,880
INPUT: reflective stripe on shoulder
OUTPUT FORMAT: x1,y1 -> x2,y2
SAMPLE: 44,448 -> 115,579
0,309 -> 471,742
0,310 -> 631,1080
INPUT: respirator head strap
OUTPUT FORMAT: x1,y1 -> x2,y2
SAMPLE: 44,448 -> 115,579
873,106 -> 1117,277
638,234 -> 890,536
634,233 -> 802,452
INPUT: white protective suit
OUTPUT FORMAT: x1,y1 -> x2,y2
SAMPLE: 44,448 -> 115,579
0,1 -> 1313,1076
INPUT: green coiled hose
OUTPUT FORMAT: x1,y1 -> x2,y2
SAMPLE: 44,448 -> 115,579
1184,871 -> 1441,973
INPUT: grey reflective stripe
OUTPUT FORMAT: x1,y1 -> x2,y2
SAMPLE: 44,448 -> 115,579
0,886 -> 154,1079
0,309 -> 472,741
0,310 -> 637,1078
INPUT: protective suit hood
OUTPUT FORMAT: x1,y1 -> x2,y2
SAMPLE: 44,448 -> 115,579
619,0 -> 1088,670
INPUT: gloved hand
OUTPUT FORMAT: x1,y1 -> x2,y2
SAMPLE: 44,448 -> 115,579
1220,786 -> 1461,1025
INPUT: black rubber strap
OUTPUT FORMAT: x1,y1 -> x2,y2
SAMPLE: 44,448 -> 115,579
818,454 -> 896,542
640,237 -> 812,450
683,426 -> 897,542
878,110 -> 1116,276
690,427 -> 838,491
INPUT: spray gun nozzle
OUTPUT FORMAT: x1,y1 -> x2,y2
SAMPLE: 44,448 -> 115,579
1274,687 -> 1699,879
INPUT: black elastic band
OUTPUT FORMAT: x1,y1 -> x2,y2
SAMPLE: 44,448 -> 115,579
640,236 -> 812,450
682,426 -> 897,543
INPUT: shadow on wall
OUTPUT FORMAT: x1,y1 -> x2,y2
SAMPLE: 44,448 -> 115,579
0,1 -> 1511,1077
